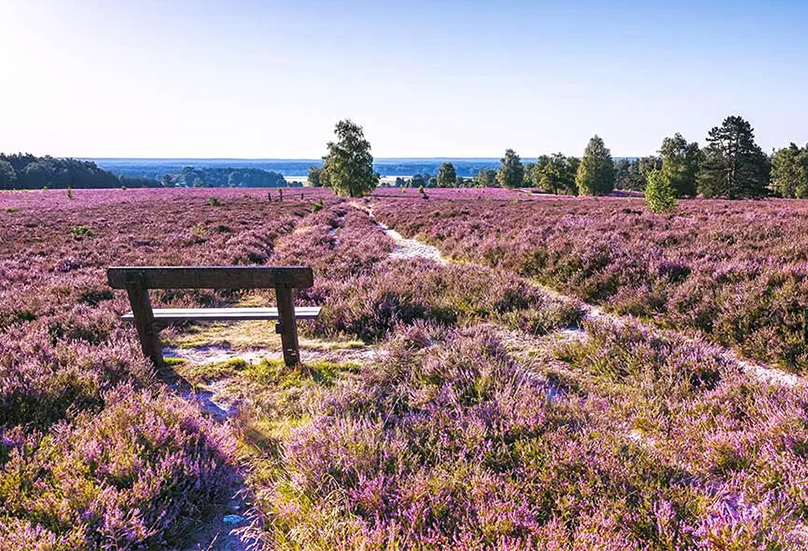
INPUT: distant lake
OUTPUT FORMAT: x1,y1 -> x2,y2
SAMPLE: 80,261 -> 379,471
87,158 -> 504,180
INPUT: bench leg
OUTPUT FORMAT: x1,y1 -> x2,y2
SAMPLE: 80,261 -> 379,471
275,286 -> 300,367
125,280 -> 165,371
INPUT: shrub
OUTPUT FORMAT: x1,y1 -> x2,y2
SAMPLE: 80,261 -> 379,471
373,196 -> 808,369
313,259 -> 582,342
645,169 -> 677,213
69,225 -> 94,240
0,387 -> 236,549
0,333 -> 153,429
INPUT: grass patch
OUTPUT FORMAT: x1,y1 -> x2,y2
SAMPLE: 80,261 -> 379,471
175,358 -> 249,384
239,415 -> 313,458
167,319 -> 366,352
245,358 -> 361,388
164,357 -> 188,367
167,321 -> 281,349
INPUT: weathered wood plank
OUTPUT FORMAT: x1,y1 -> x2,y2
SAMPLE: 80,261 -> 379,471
108,266 -> 314,290
122,307 -> 322,322
275,286 -> 300,367
124,274 -> 165,370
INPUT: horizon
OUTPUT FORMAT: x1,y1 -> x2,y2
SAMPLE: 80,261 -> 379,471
78,156 -> 632,163
3,1 -> 808,158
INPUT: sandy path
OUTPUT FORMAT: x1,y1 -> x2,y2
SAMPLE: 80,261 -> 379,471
350,201 -> 447,263
366,205 -> 803,389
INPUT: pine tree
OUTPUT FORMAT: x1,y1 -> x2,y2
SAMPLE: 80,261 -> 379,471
698,116 -> 770,199
496,149 -> 524,189
659,133 -> 700,197
534,153 -> 577,195
323,120 -> 378,198
576,135 -> 615,196
564,157 -> 581,195
473,169 -> 496,187
437,162 -> 457,188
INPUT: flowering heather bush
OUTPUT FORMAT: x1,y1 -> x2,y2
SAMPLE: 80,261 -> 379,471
0,186 -> 333,211
375,195 -> 808,371
0,190 -> 332,547
273,204 -> 394,280
0,330 -> 152,429
371,186 -> 543,201
0,387 -> 235,550
554,319 -> 808,545
243,323 -> 808,549
3,187 -> 808,549
311,258 -> 583,342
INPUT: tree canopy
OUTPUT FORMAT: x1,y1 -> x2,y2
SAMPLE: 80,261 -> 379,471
322,119 -> 379,198
0,154 -> 124,189
307,166 -> 322,187
473,169 -> 496,187
645,169 -> 678,213
614,157 -> 660,191
174,167 -> 287,188
496,149 -> 524,189
410,174 -> 428,188
770,143 -> 808,199
659,133 -> 700,198
698,116 -> 769,199
533,153 -> 578,195
437,162 -> 457,188
0,160 -> 16,190
576,136 -> 615,196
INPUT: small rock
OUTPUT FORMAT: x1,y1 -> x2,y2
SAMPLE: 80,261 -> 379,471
223,514 -> 247,526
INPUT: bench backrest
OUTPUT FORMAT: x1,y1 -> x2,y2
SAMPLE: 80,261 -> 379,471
107,265 -> 316,370
107,266 -> 314,290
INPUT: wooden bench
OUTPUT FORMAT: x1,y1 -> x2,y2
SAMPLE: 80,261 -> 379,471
107,266 -> 320,369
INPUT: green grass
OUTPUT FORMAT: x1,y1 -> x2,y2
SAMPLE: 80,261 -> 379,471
245,359 -> 361,388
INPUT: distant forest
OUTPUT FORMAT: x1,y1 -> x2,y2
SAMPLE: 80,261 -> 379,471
170,166 -> 292,188
0,154 -> 293,190
0,154 -> 130,189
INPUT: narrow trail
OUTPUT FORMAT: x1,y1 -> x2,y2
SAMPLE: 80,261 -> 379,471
377,220 -> 446,263
167,350 -> 385,549
350,201 -> 447,263
165,370 -> 255,551
358,202 -> 804,389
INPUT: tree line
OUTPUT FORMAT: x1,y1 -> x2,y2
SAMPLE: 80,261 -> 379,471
0,154 -> 137,190
6,115 -> 807,199
309,115 -> 808,200
0,153 -> 171,190
499,115 -> 803,199
474,115 -> 789,199
0,153 -> 301,191
169,167 -> 291,188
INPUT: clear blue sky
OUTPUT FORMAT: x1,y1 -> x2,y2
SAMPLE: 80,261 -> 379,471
2,0 -> 807,158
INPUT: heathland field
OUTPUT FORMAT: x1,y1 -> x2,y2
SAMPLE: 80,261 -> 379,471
2,187 -> 808,550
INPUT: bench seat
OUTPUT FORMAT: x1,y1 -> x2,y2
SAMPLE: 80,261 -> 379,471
123,306 -> 322,323
109,265 -> 318,368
